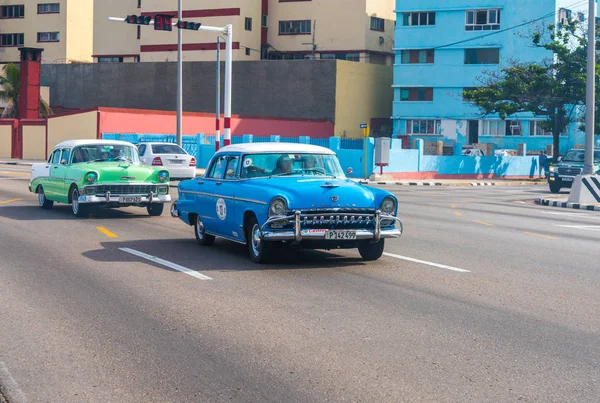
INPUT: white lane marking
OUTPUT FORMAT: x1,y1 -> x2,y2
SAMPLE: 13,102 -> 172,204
0,361 -> 28,403
119,248 -> 213,280
383,252 -> 471,273
555,225 -> 600,232
541,211 -> 600,220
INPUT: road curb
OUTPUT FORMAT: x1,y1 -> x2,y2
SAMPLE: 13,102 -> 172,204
535,198 -> 600,211
356,180 -> 544,187
358,181 -> 443,186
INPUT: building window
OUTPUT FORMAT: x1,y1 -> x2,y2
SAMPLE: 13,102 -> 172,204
137,25 -> 141,39
245,17 -> 252,31
1,5 -> 25,18
37,32 -> 60,42
399,88 -> 433,101
138,0 -> 142,8
346,53 -> 360,62
558,8 -> 572,25
530,121 -> 551,136
506,120 -> 522,136
38,3 -> 60,14
0,33 -> 24,47
402,12 -> 435,26
401,49 -> 434,64
98,57 -> 124,63
465,9 -> 500,31
464,48 -> 499,64
370,17 -> 384,31
407,119 -> 441,135
279,20 -> 311,35
482,120 -> 505,136
245,47 -> 251,56
262,15 -> 268,27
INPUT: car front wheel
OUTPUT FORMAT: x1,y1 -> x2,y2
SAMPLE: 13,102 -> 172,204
37,186 -> 53,210
549,181 -> 562,194
246,216 -> 274,264
358,239 -> 385,261
194,215 -> 215,246
147,203 -> 164,216
71,187 -> 88,217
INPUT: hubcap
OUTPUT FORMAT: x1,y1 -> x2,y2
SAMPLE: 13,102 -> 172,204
196,217 -> 204,240
72,190 -> 79,214
38,190 -> 44,206
251,224 -> 261,256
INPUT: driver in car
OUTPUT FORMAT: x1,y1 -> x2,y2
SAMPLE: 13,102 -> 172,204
304,155 -> 317,169
272,155 -> 293,175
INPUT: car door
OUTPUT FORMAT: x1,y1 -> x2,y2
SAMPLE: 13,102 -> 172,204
199,154 -> 228,234
45,149 -> 62,198
49,148 -> 71,201
216,155 -> 241,241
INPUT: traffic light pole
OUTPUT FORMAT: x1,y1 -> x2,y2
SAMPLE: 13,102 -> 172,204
216,36 -> 221,151
176,0 -> 183,147
583,0 -> 596,175
108,16 -> 233,148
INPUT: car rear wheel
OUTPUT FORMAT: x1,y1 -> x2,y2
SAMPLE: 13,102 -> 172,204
147,203 -> 164,216
71,187 -> 88,218
246,216 -> 273,264
37,186 -> 53,210
194,215 -> 215,246
549,181 -> 562,194
358,239 -> 385,261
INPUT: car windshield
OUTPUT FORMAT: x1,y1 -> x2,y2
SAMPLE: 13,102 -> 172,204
562,150 -> 600,163
239,153 -> 345,179
152,144 -> 186,154
71,144 -> 140,164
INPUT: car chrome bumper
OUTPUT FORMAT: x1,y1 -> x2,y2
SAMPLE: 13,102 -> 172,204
261,210 -> 403,242
78,193 -> 171,204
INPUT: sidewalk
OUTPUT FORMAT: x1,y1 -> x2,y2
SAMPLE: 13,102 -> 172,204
354,178 -> 547,187
0,159 -> 43,166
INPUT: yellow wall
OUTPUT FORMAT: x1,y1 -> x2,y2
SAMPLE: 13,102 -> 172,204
0,125 -> 12,159
21,125 -> 46,160
47,111 -> 98,151
334,60 -> 393,138
66,0 -> 94,62
93,0 -> 139,59
41,86 -> 50,107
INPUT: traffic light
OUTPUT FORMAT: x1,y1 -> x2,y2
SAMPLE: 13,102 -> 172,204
126,15 -> 151,25
177,21 -> 201,30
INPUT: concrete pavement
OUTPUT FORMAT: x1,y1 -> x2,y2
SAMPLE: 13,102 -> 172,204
0,165 -> 598,402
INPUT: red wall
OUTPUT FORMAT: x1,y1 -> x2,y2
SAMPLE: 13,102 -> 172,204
97,108 -> 333,138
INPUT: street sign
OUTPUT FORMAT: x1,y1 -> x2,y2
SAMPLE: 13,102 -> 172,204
154,14 -> 173,31
360,124 -> 367,128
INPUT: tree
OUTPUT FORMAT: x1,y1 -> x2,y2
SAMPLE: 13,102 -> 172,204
464,20 -> 597,160
0,62 -> 52,119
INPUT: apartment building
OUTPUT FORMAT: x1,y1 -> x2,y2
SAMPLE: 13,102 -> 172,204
92,0 -> 395,64
392,0 -> 558,144
0,0 -> 94,63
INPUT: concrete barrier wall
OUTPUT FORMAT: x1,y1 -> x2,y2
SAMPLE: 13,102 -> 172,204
47,110 -> 98,152
21,123 -> 46,160
0,122 -> 13,159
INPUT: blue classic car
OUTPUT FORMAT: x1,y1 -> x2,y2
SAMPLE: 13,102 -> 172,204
170,143 -> 403,263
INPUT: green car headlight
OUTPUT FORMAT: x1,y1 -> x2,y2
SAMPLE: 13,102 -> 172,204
157,185 -> 169,195
158,170 -> 169,182
380,196 -> 396,214
85,172 -> 98,183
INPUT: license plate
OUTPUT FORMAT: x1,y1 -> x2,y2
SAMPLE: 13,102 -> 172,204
325,230 -> 357,240
562,177 -> 573,182
169,160 -> 184,164
119,196 -> 142,203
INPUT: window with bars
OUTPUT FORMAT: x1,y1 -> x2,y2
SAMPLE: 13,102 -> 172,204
245,17 -> 252,31
406,120 -> 441,135
465,9 -> 500,31
38,3 -> 60,14
464,48 -> 499,64
482,120 -> 505,136
279,20 -> 311,35
400,49 -> 434,64
98,57 -> 124,63
370,17 -> 384,31
1,5 -> 24,18
402,12 -> 435,26
399,88 -> 433,101
0,33 -> 24,47
37,32 -> 59,42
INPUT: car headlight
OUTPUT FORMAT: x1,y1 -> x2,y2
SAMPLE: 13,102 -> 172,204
85,172 -> 98,183
549,166 -> 556,173
158,170 -> 169,182
380,196 -> 396,214
157,185 -> 169,195
269,197 -> 287,216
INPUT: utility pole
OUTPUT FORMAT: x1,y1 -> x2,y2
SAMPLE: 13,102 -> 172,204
223,24 -> 233,146
176,0 -> 183,147
584,0 -> 596,174
216,36 -> 221,151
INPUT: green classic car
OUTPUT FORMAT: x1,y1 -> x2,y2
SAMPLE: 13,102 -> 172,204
548,148 -> 600,193
29,140 -> 171,217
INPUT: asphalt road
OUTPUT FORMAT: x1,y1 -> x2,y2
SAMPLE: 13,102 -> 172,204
0,165 -> 598,403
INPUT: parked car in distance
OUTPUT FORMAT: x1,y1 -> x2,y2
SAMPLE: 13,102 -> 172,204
29,140 -> 171,217
462,148 -> 485,157
548,148 -> 600,193
170,143 -> 403,263
138,142 -> 197,180
495,149 -> 517,157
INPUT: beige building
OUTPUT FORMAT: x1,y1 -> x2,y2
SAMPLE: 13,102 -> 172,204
0,0 -> 94,63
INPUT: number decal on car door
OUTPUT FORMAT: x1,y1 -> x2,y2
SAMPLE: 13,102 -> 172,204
216,198 -> 227,220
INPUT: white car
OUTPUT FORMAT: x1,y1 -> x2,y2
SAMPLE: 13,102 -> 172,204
138,142 -> 197,180
462,148 -> 485,157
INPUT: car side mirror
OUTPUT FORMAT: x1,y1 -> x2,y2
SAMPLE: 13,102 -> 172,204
226,169 -> 235,178
347,167 -> 353,175
60,159 -> 67,165
557,157 -> 562,163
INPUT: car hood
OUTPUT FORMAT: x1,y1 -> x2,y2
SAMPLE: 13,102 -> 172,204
242,176 -> 380,209
83,162 -> 163,183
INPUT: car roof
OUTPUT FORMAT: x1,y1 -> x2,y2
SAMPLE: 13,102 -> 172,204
138,142 -> 183,146
215,142 -> 335,155
53,139 -> 135,149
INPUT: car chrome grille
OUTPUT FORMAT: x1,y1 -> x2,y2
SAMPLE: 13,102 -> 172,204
558,167 -> 582,176
297,209 -> 377,229
88,184 -> 158,195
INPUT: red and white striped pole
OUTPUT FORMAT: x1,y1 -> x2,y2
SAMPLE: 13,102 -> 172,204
215,36 -> 221,151
223,24 -> 233,147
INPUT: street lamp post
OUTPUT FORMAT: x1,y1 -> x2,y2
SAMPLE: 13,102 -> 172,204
176,0 -> 183,147
216,36 -> 221,151
584,0 -> 596,174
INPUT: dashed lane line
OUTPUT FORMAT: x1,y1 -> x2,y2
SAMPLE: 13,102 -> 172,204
524,232 -> 557,240
472,220 -> 494,227
383,252 -> 471,273
96,226 -> 118,238
453,211 -> 462,216
119,248 -> 213,280
0,198 -> 22,205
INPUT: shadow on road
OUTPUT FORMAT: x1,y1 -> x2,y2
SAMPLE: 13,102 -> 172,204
83,238 -> 367,273
0,205 -> 156,220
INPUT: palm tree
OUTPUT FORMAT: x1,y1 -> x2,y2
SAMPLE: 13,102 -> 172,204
0,62 -> 52,118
